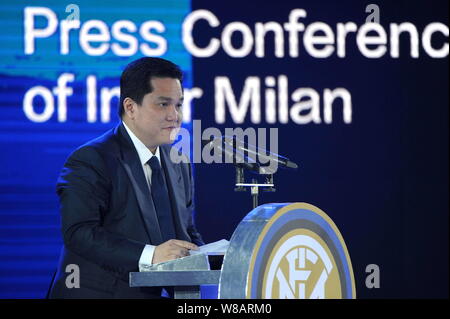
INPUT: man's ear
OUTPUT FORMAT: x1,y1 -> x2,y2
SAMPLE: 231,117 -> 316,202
123,97 -> 137,120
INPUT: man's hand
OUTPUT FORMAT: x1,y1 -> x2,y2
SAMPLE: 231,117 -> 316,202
152,239 -> 199,264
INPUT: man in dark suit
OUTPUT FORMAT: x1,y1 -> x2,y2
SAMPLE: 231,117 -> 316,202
48,57 -> 204,298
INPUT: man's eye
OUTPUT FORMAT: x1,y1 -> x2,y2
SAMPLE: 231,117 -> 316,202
159,103 -> 168,107
176,103 -> 183,108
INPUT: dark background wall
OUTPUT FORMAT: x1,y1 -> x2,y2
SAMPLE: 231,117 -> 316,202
191,0 -> 448,298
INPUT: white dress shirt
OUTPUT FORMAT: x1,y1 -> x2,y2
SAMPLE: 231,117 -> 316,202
122,122 -> 160,271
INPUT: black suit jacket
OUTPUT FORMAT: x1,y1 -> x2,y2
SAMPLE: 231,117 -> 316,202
48,123 -> 203,298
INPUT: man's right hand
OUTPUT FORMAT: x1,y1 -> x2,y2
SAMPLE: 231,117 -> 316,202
152,239 -> 199,264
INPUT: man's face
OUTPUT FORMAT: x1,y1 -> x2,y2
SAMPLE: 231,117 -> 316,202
129,77 -> 183,150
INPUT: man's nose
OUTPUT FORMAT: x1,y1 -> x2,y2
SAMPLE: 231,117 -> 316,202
166,104 -> 180,122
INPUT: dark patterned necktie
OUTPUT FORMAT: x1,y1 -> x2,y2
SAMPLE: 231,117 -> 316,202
148,156 -> 176,242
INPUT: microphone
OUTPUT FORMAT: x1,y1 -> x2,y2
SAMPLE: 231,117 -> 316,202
222,136 -> 298,170
202,137 -> 260,172
202,136 -> 298,173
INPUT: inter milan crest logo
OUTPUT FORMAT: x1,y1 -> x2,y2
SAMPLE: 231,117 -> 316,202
262,230 -> 341,299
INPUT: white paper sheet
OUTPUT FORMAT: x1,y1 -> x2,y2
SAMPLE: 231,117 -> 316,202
189,239 -> 229,256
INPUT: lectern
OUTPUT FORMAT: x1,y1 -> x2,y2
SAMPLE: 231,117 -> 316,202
129,202 -> 356,299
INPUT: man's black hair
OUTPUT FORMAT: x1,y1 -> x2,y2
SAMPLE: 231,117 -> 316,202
118,57 -> 183,118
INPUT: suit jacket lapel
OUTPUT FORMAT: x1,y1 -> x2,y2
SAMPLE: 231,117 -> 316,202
116,124 -> 163,245
160,146 -> 191,242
